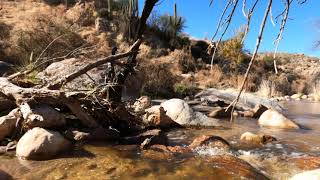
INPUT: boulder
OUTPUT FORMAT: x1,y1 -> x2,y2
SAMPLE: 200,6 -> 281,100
142,106 -> 181,128
160,99 -> 219,127
0,109 -> 20,141
204,155 -> 269,179
240,132 -> 277,144
189,135 -> 230,150
290,169 -> 320,180
16,128 -> 70,160
37,58 -> 105,90
133,96 -> 152,114
20,103 -> 66,128
291,93 -> 303,100
258,109 -> 300,129
161,99 -> 193,125
208,107 -> 231,118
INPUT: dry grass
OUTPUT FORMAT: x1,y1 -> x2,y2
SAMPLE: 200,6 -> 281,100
177,48 -> 197,73
195,65 -> 223,88
257,80 -> 281,98
0,2 -> 87,70
139,61 -> 179,98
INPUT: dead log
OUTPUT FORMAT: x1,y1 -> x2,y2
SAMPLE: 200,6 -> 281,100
0,77 -> 98,128
20,103 -> 66,128
196,88 -> 283,111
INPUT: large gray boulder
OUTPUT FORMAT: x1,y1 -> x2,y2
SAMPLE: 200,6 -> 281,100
37,58 -> 105,90
0,109 -> 19,141
161,99 -> 193,125
258,109 -> 300,129
160,99 -> 219,127
16,128 -> 70,160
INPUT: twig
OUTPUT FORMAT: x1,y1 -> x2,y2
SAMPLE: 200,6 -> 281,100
211,0 -> 233,42
270,6 -> 276,27
210,0 -> 239,70
273,0 -> 290,74
226,0 -> 273,122
34,35 -> 64,65
8,45 -> 96,81
241,0 -> 259,43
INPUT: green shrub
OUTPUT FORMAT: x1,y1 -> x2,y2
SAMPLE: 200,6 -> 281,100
174,83 -> 199,98
219,31 -> 246,65
262,55 -> 275,71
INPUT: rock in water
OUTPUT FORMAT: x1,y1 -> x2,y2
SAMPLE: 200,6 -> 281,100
290,169 -> 320,180
0,109 -> 19,141
258,109 -> 300,129
16,128 -> 70,160
161,99 -> 193,125
161,99 -> 219,127
189,135 -> 230,150
143,106 -> 181,128
240,132 -> 276,144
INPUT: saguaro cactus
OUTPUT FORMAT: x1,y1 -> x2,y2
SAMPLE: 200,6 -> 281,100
169,3 -> 183,47
121,0 -> 139,40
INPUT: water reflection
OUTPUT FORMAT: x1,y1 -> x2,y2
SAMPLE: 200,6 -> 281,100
0,101 -> 319,179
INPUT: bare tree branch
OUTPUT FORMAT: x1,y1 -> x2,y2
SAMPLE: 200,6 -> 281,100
210,0 -> 239,70
210,0 -> 233,42
273,0 -> 290,74
227,0 -> 273,121
241,0 -> 259,43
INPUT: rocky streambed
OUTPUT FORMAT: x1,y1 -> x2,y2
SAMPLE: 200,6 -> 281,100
0,101 -> 320,179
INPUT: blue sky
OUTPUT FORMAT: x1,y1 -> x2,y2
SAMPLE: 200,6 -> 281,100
139,0 -> 320,57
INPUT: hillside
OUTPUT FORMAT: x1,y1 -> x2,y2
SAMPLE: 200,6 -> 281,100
0,0 -> 319,100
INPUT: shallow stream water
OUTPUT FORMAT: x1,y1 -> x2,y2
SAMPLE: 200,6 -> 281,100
0,101 -> 320,180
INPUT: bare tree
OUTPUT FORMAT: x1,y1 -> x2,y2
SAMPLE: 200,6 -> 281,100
209,0 -> 308,121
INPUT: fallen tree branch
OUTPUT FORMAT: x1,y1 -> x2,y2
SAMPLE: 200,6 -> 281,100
46,39 -> 142,90
0,77 -> 98,127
